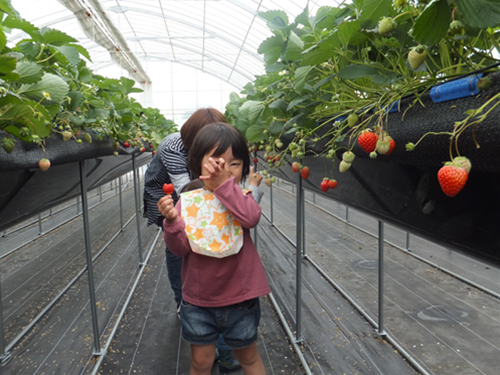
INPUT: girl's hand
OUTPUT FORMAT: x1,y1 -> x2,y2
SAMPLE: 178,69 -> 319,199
249,166 -> 263,187
157,195 -> 178,224
200,156 -> 231,191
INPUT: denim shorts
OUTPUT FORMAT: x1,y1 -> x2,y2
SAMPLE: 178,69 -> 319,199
180,298 -> 261,349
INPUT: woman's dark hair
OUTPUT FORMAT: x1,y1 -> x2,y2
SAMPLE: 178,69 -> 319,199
180,108 -> 227,150
189,122 -> 250,182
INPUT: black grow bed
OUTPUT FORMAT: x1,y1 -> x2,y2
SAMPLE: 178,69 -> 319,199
0,133 -> 152,232
273,70 -> 500,265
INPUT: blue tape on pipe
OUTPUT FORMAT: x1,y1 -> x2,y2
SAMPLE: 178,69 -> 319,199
430,73 -> 483,103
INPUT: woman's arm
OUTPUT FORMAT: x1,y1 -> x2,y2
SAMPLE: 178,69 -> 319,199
215,177 -> 261,229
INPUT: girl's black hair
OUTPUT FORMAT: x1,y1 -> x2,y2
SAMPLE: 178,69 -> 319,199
189,122 -> 250,182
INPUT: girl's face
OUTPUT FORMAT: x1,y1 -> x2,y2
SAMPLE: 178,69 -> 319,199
201,146 -> 243,184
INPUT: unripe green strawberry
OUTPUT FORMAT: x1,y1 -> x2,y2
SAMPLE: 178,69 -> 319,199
394,0 -> 407,9
113,141 -> 120,151
339,160 -> 352,173
2,138 -> 15,153
62,131 -> 72,142
342,151 -> 355,163
369,151 -> 378,159
347,114 -> 359,127
408,46 -> 427,70
378,17 -> 396,35
84,133 -> 92,144
449,20 -> 464,36
376,139 -> 390,154
451,156 -> 471,174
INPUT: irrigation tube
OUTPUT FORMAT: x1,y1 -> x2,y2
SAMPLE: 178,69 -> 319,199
90,228 -> 161,375
261,211 -> 433,375
274,180 -> 500,300
4,213 -> 138,354
268,293 -> 313,375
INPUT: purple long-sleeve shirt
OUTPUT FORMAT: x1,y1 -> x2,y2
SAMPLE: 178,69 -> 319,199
163,177 -> 271,307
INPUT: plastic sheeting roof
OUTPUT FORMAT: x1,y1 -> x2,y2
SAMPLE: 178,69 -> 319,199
9,0 -> 344,89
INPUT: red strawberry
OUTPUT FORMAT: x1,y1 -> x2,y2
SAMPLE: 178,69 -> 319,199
357,130 -> 379,153
437,164 -> 468,197
39,158 -> 51,172
253,157 -> 258,164
123,141 -> 130,148
385,138 -> 396,155
320,179 -> 329,192
292,161 -> 300,173
300,166 -> 310,179
328,179 -> 338,189
163,183 -> 174,195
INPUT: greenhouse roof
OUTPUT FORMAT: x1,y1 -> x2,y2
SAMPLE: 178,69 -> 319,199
9,0 -> 345,90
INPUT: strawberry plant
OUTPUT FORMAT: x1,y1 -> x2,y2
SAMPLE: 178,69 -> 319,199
224,0 -> 500,197
0,2 -> 177,158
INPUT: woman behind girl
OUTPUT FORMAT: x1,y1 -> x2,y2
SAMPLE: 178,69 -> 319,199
157,122 -> 270,375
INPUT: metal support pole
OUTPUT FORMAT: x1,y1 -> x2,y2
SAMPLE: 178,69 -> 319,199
38,214 -> 42,235
99,186 -> 102,201
0,273 -> 11,365
269,178 -> 274,225
345,206 -> 349,222
405,232 -> 410,250
79,160 -> 102,355
295,173 -> 303,343
77,196 -> 80,214
119,177 -> 124,231
132,155 -> 144,265
312,192 -> 316,204
378,220 -> 386,337
302,187 -> 306,256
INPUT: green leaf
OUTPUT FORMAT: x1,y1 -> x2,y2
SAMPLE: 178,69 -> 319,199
455,0 -> 500,28
87,108 -> 110,121
294,65 -> 314,92
285,31 -> 304,61
67,91 -> 84,112
234,118 -> 250,135
78,66 -> 93,83
3,16 -> 37,38
0,103 -> 32,120
120,76 -> 137,95
18,41 -> 41,58
0,0 -> 20,16
15,60 -> 43,84
266,62 -> 286,73
229,92 -> 240,103
338,64 -> 380,79
18,73 -> 70,103
413,0 -> 451,45
246,124 -> 268,143
69,44 -> 92,61
69,114 -> 86,126
0,54 -> 17,75
287,94 -> 311,111
371,71 -> 402,84
313,74 -> 335,91
53,45 -> 80,65
269,99 -> 288,112
88,98 -> 104,109
337,20 -> 360,47
40,27 -> 77,46
259,10 -> 289,30
295,5 -> 310,27
239,100 -> 264,123
359,0 -> 389,30
258,35 -> 285,65
0,29 -> 6,53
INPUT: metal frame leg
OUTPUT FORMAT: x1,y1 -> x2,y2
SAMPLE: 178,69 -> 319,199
79,160 -> 102,355
378,221 -> 386,337
132,155 -> 144,265
295,173 -> 303,343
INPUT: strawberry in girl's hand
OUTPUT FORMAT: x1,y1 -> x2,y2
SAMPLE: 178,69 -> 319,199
163,183 -> 174,195
437,160 -> 469,197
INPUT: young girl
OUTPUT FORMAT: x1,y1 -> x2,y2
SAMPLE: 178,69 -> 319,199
157,122 -> 270,375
